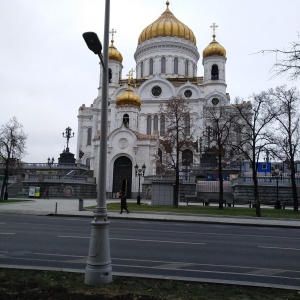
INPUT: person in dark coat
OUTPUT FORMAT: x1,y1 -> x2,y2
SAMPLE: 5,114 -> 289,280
119,191 -> 129,214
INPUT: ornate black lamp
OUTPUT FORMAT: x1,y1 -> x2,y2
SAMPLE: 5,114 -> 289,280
47,157 -> 54,171
135,163 -> 146,205
62,127 -> 74,152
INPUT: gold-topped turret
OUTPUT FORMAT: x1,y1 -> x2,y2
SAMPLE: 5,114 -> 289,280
108,28 -> 123,63
116,69 -> 141,107
203,23 -> 226,58
138,1 -> 196,45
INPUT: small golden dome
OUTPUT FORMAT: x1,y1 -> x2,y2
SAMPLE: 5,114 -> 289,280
116,86 -> 141,107
203,34 -> 226,58
109,40 -> 123,62
138,1 -> 196,45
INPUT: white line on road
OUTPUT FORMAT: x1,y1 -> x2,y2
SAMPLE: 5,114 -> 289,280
58,235 -> 89,239
0,233 -> 15,235
110,227 -> 300,241
57,235 -> 205,245
110,238 -> 206,245
258,245 -> 300,251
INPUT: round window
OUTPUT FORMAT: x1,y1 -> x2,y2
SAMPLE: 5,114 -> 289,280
151,86 -> 162,97
184,90 -> 192,98
212,98 -> 219,105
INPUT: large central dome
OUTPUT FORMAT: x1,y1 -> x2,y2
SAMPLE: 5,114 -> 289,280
138,1 -> 196,45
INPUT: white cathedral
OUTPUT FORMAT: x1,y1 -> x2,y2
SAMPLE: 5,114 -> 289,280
76,1 -> 229,198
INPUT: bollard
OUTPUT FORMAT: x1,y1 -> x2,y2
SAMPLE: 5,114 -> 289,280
55,201 -> 58,214
79,199 -> 84,211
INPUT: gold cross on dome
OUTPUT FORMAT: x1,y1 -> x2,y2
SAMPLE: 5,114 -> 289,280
110,28 -> 117,42
126,68 -> 135,85
210,22 -> 218,37
129,68 -> 135,84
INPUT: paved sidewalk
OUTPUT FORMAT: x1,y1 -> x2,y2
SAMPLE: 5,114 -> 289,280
1,198 -> 300,228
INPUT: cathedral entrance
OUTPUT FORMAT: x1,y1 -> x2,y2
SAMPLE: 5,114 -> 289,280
113,156 -> 132,198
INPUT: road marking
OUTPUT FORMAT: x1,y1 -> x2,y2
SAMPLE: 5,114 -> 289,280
258,245 -> 300,251
157,262 -> 193,269
110,227 -> 300,241
249,269 -> 285,276
57,235 -> 205,245
0,233 -> 15,235
112,262 -> 300,282
58,235 -> 89,239
110,238 -> 206,245
34,252 -> 85,258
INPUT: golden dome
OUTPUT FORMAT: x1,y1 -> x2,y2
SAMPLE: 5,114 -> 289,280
138,1 -> 196,45
109,40 -> 123,62
116,85 -> 141,107
203,34 -> 226,58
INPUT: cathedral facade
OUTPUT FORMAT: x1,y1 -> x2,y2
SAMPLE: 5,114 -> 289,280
76,1 -> 229,198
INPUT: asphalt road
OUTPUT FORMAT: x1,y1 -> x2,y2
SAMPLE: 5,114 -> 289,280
0,214 -> 299,289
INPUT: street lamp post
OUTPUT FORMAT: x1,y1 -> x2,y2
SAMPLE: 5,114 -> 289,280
83,0 -> 112,285
274,170 -> 280,209
62,127 -> 74,152
47,157 -> 54,170
135,163 -> 146,205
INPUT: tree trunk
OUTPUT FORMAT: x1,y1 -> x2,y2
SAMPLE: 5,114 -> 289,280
0,169 -> 8,200
253,172 -> 261,217
174,167 -> 179,208
218,147 -> 224,209
290,159 -> 299,211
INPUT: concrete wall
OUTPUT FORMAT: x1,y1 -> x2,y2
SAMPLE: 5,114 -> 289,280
21,181 -> 97,199
151,181 -> 174,205
232,177 -> 300,205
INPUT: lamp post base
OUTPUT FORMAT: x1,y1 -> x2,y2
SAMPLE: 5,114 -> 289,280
137,195 -> 141,205
84,217 -> 112,285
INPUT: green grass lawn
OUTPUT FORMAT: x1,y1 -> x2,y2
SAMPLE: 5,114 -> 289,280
104,202 -> 300,219
1,268 -> 299,300
0,199 -> 34,204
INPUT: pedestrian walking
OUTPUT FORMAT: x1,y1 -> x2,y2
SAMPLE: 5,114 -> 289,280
45,187 -> 49,199
119,191 -> 129,214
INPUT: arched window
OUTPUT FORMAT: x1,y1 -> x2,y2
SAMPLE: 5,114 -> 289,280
154,115 -> 158,132
87,128 -> 92,145
182,149 -> 193,166
141,61 -> 144,78
158,148 -> 163,164
86,157 -> 90,167
147,115 -> 152,135
156,148 -> 164,175
161,56 -> 166,73
160,114 -> 165,136
174,57 -> 178,74
123,114 -> 129,127
108,68 -> 112,83
211,64 -> 219,80
149,58 -> 154,75
184,114 -> 190,136
185,60 -> 189,76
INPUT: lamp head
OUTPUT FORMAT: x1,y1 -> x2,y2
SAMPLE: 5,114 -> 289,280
83,32 -> 103,55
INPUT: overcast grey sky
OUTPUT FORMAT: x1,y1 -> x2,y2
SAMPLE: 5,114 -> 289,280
0,0 -> 299,163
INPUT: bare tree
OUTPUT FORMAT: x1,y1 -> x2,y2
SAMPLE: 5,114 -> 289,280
159,96 -> 195,207
0,117 -> 27,200
204,97 -> 236,209
233,92 -> 276,217
260,34 -> 300,80
268,86 -> 300,211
